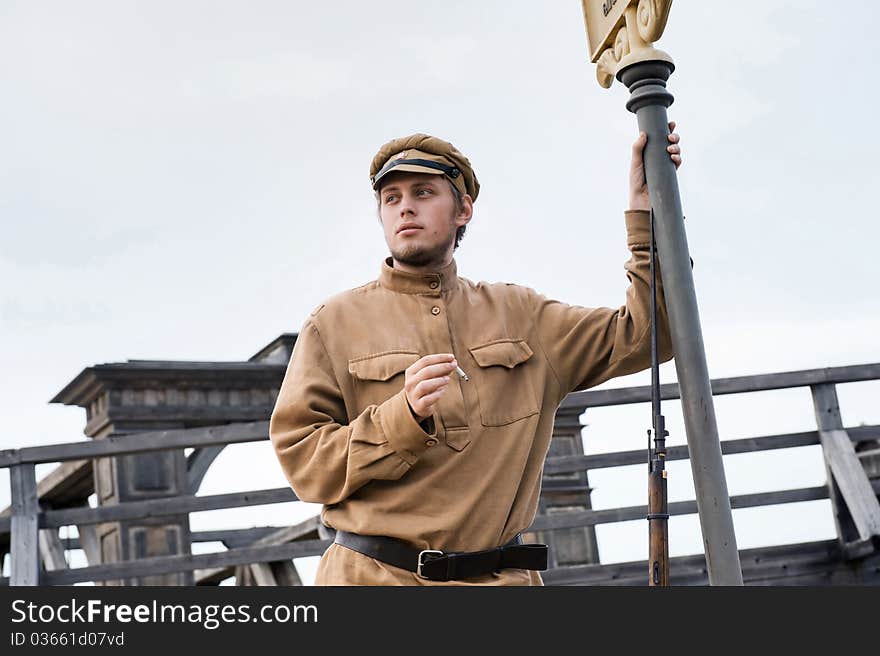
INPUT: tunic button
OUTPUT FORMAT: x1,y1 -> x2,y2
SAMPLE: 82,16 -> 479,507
431,306 -> 440,315
429,281 -> 439,289
425,438 -> 438,447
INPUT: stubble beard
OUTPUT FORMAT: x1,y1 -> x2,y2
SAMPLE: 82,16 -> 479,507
390,219 -> 456,268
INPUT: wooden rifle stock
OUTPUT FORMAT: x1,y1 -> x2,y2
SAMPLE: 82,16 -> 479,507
647,208 -> 670,586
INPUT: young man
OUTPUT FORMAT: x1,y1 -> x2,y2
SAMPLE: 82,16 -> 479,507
269,128 -> 682,585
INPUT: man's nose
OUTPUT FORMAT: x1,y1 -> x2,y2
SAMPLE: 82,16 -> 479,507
399,197 -> 415,217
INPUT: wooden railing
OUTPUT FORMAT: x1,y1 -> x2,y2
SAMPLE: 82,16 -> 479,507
2,363 -> 879,585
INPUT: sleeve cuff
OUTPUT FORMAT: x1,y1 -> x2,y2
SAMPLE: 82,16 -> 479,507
624,209 -> 651,248
378,389 -> 438,466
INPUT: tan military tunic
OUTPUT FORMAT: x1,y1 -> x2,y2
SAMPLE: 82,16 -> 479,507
269,209 -> 673,585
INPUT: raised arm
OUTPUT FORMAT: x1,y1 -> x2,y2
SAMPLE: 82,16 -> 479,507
531,210 -> 674,397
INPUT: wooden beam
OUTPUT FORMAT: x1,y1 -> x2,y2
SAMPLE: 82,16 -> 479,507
76,524 -> 101,566
820,430 -> 880,540
38,527 -> 68,572
186,445 -> 225,494
561,362 -> 880,410
242,517 -> 320,587
195,566 -> 234,585
61,526 -> 289,550
0,488 -> 297,533
0,420 -> 269,468
542,539 -> 880,586
10,464 -> 39,586
269,560 -> 303,586
250,516 -> 321,546
248,562 -> 278,586
542,424 -> 880,476
195,527 -> 281,548
527,485 -> 831,532
43,538 -> 331,586
811,384 -> 880,551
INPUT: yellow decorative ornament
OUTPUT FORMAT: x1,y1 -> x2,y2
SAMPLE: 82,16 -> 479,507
580,0 -> 673,88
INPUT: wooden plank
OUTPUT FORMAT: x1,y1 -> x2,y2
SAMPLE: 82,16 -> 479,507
195,566 -> 234,585
249,562 -> 278,586
19,524 -> 307,555
811,384 -> 880,547
0,420 -> 269,468
75,524 -> 101,566
234,565 -> 253,586
35,487 -> 297,530
186,446 -> 225,494
251,516 -> 322,547
43,538 -> 331,586
270,560 -> 303,586
38,528 -> 68,571
194,527 -> 281,548
542,425 -> 880,476
543,539 -> 847,586
62,527 -> 283,550
10,464 -> 39,585
528,485 -> 831,532
216,518 -> 319,586
561,362 -> 880,410
820,430 -> 880,539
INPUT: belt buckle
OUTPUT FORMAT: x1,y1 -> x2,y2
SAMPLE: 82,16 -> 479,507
417,550 -> 444,579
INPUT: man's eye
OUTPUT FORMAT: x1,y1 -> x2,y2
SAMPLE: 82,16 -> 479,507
417,189 -> 431,196
384,194 -> 398,203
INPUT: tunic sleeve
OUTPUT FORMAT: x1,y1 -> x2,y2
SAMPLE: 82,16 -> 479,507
531,209 -> 675,396
269,318 -> 436,505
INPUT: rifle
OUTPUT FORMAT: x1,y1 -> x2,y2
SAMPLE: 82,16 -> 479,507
647,208 -> 670,586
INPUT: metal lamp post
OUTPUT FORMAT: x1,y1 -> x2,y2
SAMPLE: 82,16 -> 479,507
579,0 -> 743,585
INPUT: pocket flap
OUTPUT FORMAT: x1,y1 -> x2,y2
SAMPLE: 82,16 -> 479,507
348,351 -> 419,381
468,339 -> 533,369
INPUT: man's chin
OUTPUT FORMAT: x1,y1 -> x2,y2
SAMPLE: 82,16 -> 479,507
391,245 -> 446,267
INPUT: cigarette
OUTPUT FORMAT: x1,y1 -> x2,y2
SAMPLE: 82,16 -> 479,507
455,365 -> 469,381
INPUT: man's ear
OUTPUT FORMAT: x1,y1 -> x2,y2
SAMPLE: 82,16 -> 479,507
458,194 -> 474,226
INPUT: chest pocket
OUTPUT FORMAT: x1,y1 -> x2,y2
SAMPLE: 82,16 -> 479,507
468,338 -> 539,427
348,351 -> 419,413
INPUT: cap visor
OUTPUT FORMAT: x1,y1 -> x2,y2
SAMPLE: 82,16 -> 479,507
372,164 -> 446,189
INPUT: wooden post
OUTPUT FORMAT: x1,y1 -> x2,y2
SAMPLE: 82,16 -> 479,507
10,463 -> 40,586
531,407 -> 600,567
810,383 -> 880,556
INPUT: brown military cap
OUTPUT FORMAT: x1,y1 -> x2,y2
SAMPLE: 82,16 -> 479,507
370,133 -> 480,201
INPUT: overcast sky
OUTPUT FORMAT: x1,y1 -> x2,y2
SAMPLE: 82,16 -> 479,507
2,1 -> 879,584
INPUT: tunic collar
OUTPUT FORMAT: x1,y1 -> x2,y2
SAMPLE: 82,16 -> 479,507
378,256 -> 460,294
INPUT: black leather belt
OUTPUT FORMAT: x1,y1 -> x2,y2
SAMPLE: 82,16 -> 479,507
333,530 -> 548,582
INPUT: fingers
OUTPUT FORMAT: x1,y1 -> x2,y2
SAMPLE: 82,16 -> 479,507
409,356 -> 457,383
417,361 -> 457,380
667,133 -> 681,168
413,375 -> 450,399
632,131 -> 647,154
405,353 -> 457,419
667,122 -> 681,168
410,353 -> 455,372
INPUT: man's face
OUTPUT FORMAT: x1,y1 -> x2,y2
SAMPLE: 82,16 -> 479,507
377,171 -> 471,268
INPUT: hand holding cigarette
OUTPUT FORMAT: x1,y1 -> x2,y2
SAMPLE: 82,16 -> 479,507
404,353 -> 464,421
